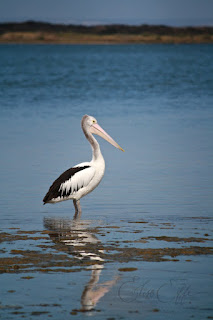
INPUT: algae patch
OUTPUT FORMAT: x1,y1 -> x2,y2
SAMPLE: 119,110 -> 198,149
0,221 -> 212,273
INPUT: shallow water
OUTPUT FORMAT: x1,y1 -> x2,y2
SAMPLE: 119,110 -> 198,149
0,44 -> 213,319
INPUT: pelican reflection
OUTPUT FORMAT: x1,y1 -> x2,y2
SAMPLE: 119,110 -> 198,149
43,217 -> 118,312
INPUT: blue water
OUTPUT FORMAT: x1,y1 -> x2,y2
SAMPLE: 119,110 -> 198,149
1,44 -> 213,117
0,44 -> 213,319
0,44 -> 213,221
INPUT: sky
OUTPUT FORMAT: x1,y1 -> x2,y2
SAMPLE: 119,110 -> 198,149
0,0 -> 213,26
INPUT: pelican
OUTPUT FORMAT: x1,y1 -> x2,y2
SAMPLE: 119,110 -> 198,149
43,115 -> 124,217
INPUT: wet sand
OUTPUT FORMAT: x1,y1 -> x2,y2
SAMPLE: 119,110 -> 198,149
0,216 -> 212,319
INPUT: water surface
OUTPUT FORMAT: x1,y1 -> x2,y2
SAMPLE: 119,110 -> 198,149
0,44 -> 213,319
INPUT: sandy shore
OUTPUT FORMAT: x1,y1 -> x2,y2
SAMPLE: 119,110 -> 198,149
0,31 -> 213,44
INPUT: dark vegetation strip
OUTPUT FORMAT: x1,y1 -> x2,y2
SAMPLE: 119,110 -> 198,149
0,21 -> 213,36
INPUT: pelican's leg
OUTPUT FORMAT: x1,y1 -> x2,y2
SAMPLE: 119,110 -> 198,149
73,199 -> 82,219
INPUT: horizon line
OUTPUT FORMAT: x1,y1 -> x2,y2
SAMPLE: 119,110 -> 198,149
0,19 -> 213,28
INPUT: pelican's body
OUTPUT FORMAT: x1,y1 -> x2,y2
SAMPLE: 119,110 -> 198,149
43,115 -> 124,217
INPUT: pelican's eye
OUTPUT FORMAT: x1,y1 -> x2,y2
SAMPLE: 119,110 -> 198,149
92,119 -> 96,124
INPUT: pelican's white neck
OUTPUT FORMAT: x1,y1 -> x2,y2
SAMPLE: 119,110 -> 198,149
82,124 -> 103,162
90,134 -> 103,161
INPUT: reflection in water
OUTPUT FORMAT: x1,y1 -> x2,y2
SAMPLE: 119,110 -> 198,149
43,217 -> 118,312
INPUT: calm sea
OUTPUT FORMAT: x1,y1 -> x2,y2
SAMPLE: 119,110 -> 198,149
0,44 -> 213,222
0,44 -> 213,319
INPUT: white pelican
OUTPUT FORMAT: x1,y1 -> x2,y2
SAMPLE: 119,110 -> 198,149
43,115 -> 124,217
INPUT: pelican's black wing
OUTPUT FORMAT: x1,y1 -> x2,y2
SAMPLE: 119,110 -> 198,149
43,166 -> 90,204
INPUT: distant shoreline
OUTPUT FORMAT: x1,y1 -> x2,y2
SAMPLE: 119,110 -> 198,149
0,21 -> 213,44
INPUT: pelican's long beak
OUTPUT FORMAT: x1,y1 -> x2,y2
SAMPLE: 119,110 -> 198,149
90,123 -> 124,152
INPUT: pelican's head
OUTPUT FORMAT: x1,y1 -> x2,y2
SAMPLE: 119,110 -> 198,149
81,115 -> 124,152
